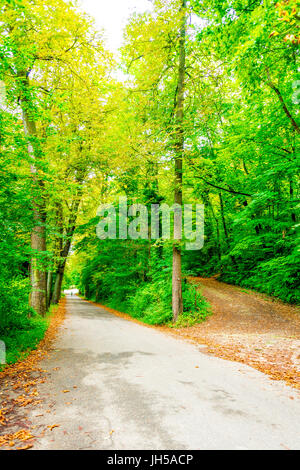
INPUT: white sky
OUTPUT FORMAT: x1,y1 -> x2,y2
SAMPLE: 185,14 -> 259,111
76,0 -> 153,53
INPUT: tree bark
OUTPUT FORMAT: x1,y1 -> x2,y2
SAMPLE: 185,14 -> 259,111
172,0 -> 186,322
290,180 -> 297,223
51,267 -> 65,305
46,270 -> 53,310
205,193 -> 221,261
218,192 -> 229,244
19,72 -> 47,316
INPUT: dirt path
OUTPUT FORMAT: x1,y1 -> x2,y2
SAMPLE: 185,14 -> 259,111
173,277 -> 300,389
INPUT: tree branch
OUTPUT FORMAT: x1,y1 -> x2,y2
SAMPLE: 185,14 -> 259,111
265,70 -> 300,134
190,174 -> 252,197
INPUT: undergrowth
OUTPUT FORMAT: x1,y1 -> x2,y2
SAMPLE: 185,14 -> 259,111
0,278 -> 51,368
83,265 -> 210,327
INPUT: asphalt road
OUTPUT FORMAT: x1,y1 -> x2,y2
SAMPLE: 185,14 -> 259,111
28,295 -> 300,450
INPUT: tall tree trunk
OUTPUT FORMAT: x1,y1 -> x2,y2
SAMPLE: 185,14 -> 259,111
51,203 -> 63,305
46,270 -> 53,310
51,266 -> 65,305
218,192 -> 229,244
290,180 -> 297,223
19,72 -> 47,316
205,194 -> 221,261
30,204 -> 47,316
172,0 -> 186,322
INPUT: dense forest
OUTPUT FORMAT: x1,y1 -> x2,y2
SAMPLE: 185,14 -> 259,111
0,0 -> 299,364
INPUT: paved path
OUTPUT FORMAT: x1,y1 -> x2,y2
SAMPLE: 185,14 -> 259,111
28,295 -> 300,450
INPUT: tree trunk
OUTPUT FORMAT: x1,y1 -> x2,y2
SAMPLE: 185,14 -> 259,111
30,214 -> 47,316
290,180 -> 297,223
19,72 -> 47,316
51,267 -> 65,305
206,194 -> 221,261
219,192 -> 229,244
46,270 -> 53,310
172,0 -> 186,322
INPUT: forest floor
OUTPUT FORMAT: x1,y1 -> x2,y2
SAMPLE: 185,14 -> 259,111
172,277 -> 300,390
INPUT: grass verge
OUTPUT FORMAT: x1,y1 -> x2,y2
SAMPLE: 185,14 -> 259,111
0,304 -> 61,370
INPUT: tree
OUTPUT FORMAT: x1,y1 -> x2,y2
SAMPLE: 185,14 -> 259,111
172,0 -> 187,321
0,0 -> 112,311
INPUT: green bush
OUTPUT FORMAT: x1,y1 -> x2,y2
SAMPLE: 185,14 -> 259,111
79,241 -> 211,327
109,269 -> 210,327
241,254 -> 300,304
0,276 -> 48,366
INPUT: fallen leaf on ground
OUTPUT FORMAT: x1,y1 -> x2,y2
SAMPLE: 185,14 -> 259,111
48,424 -> 60,431
17,444 -> 33,450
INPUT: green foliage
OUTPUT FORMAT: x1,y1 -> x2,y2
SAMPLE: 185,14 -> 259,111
122,268 -> 210,327
221,249 -> 300,304
0,0 -> 113,363
77,236 -> 210,326
0,0 -> 299,366
181,0 -> 300,304
0,108 -> 48,366
0,276 -> 48,366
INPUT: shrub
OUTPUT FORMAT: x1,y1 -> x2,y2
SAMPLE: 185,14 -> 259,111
119,270 -> 210,326
0,276 -> 48,366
